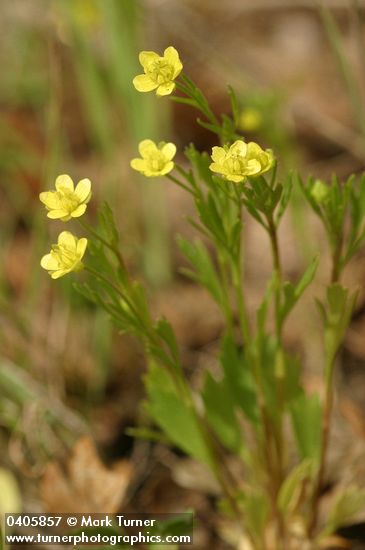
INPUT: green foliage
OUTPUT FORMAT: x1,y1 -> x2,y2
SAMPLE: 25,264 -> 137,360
243,176 -> 282,219
321,486 -> 365,537
241,490 -> 269,541
237,171 -> 295,234
172,75 -> 239,142
178,237 -> 225,307
317,284 -> 358,375
278,459 -> 314,517
300,173 -> 365,277
279,256 -> 319,326
148,513 -> 193,543
203,371 -> 243,453
290,393 -> 322,462
42,49 -> 365,547
144,364 -> 213,467
99,202 -> 120,247
220,335 -> 259,425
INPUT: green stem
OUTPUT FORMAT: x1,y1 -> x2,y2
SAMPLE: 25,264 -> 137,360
187,393 -> 246,526
267,214 -> 284,394
309,235 -> 343,535
308,354 -> 335,536
230,200 -> 286,546
216,251 -> 235,331
267,214 -> 285,408
330,234 -> 343,284
166,174 -> 195,195
84,266 -> 137,320
266,214 -> 288,546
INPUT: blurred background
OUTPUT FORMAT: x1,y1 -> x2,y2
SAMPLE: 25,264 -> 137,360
2,1 -> 365,547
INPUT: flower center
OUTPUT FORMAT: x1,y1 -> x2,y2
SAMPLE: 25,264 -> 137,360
53,245 -> 79,269
56,189 -> 79,213
149,60 -> 174,85
147,152 -> 166,172
225,154 -> 248,175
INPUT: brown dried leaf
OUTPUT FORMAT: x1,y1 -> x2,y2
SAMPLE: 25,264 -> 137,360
41,436 -> 132,513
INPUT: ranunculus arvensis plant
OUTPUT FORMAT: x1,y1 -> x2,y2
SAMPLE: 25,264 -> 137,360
40,47 -> 365,549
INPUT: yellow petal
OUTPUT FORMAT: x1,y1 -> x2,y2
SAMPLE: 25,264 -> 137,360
227,174 -> 245,183
133,74 -> 157,92
138,139 -> 157,158
143,169 -> 159,177
39,191 -> 61,209
55,174 -> 74,193
245,159 -> 262,175
41,254 -> 59,270
58,231 -> 77,249
156,82 -> 175,96
77,237 -> 88,257
246,142 -> 264,158
47,209 -> 69,220
139,51 -> 159,69
74,178 -> 91,202
262,150 -> 275,172
164,46 -> 179,63
161,142 -> 176,161
51,269 -> 69,279
163,47 -> 183,76
71,204 -> 87,218
211,146 -> 226,163
159,161 -> 174,176
229,140 -> 247,156
172,62 -> 183,78
209,162 -> 225,174
164,46 -> 183,78
130,158 -> 147,172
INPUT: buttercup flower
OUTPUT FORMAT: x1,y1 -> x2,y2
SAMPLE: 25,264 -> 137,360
209,140 -> 274,183
41,231 -> 87,279
133,46 -> 183,96
39,174 -> 92,221
130,139 -> 176,177
239,108 -> 262,133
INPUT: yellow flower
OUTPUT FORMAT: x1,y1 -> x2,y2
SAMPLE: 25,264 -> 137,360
39,174 -> 92,221
238,108 -> 262,133
41,231 -> 87,279
209,140 -> 274,183
130,139 -> 176,177
133,46 -> 183,96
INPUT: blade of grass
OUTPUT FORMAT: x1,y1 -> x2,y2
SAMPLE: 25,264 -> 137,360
319,3 -> 365,137
59,2 -> 115,155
